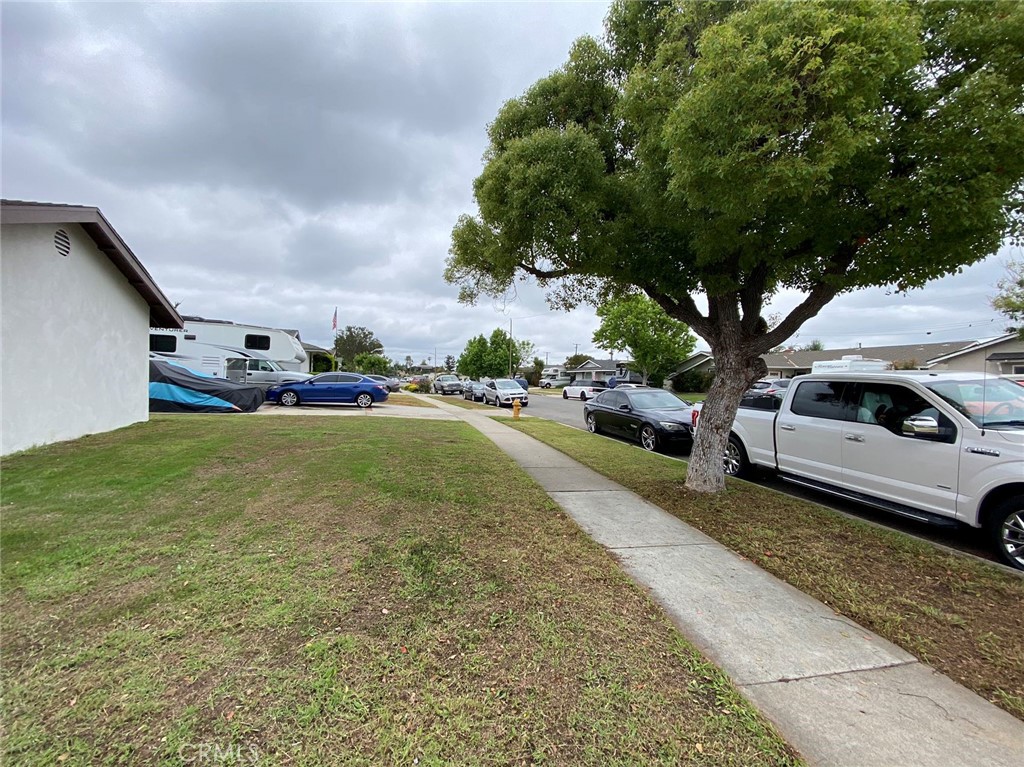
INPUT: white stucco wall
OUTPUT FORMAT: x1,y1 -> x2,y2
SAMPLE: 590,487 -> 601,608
1,223 -> 151,455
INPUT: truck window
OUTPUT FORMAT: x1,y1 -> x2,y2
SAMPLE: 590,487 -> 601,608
858,383 -> 957,443
790,381 -> 853,421
150,334 -> 176,353
244,334 -> 271,350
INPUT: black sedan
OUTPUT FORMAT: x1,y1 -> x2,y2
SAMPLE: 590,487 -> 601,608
463,381 -> 486,401
583,388 -> 695,452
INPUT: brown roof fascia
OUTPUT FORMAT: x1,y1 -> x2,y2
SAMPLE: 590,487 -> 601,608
1,200 -> 183,328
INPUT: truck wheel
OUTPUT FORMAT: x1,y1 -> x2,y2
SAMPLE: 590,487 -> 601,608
356,393 -> 373,409
279,390 -> 299,407
723,435 -> 750,478
988,497 -> 1024,571
639,425 -> 657,452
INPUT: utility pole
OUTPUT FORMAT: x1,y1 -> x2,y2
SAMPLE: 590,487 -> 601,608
508,318 -> 513,377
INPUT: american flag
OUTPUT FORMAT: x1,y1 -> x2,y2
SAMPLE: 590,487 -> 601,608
332,307 -> 337,331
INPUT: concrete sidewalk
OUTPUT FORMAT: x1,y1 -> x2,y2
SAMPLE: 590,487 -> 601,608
419,394 -> 1024,767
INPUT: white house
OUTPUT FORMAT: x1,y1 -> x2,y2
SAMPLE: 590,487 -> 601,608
1,200 -> 182,455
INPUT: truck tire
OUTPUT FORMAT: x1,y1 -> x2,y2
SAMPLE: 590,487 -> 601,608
988,497 -> 1024,571
723,435 -> 751,478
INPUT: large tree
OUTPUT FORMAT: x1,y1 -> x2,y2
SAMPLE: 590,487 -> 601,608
446,0 -> 1024,491
333,325 -> 382,370
593,294 -> 697,384
352,352 -> 390,376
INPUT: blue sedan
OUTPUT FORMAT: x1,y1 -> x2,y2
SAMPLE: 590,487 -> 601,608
267,372 -> 389,408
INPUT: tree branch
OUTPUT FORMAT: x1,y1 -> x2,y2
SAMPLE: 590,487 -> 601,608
645,287 -> 714,341
518,262 -> 576,280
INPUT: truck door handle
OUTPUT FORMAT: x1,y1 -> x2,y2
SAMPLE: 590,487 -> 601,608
844,434 -> 864,442
779,424 -> 796,431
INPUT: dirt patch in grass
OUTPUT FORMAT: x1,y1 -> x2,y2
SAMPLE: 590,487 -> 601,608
381,393 -> 435,408
508,419 -> 1024,721
1,416 -> 798,766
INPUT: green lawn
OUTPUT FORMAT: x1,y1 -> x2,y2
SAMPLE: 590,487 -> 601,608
1,416 -> 798,766
507,420 -> 1024,721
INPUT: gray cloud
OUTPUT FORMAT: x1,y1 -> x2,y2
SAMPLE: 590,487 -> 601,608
2,1 -> 1014,368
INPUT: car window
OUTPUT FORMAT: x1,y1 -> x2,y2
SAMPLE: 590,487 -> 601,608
496,381 -> 520,390
628,390 -> 688,409
337,374 -> 362,383
315,374 -> 339,383
602,391 -> 625,408
857,383 -> 957,442
790,381 -> 854,421
740,393 -> 783,411
258,361 -> 275,372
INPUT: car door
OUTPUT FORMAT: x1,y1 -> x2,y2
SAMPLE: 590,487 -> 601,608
484,380 -> 496,404
304,374 -> 338,402
246,359 -> 276,384
594,391 -> 623,434
840,382 -> 961,517
774,380 -> 853,486
333,373 -> 364,403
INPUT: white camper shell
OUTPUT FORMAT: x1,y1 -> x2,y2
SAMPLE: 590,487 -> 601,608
811,355 -> 893,373
150,317 -> 310,383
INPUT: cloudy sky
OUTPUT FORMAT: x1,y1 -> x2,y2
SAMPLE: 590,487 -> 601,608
2,1 -> 1016,366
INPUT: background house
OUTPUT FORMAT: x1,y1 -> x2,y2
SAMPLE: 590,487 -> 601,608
566,358 -> 643,384
1,200 -> 182,455
761,336 -> 1024,377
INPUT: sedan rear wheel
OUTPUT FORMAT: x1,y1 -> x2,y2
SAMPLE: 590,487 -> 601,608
356,393 -> 373,409
639,425 -> 657,452
586,413 -> 600,434
580,392 -> 588,402
279,390 -> 299,407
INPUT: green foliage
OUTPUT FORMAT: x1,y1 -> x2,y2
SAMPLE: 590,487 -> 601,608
457,328 -> 531,379
592,295 -> 697,384
564,353 -> 594,370
993,260 -> 1024,338
444,354 -> 457,372
333,326 -> 382,369
445,0 -> 1024,489
352,353 -> 390,376
672,370 -> 715,394
800,340 -> 826,352
310,352 -> 335,374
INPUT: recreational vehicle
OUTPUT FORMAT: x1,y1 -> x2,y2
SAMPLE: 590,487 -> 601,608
149,316 -> 310,382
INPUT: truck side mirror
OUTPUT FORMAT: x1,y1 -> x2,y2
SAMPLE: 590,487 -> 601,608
902,416 -> 938,437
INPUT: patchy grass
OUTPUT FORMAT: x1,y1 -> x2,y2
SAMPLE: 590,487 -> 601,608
437,396 -> 497,411
507,419 -> 1024,721
381,393 -> 435,408
675,392 -> 708,403
1,417 -> 798,766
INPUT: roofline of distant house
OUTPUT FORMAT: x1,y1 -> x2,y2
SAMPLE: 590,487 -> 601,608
926,334 -> 1017,365
1,200 -> 183,328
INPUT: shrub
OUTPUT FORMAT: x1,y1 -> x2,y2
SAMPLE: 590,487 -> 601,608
672,369 -> 714,393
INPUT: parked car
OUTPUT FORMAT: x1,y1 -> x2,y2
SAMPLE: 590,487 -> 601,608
562,381 -> 608,401
583,388 -> 696,452
433,374 -> 463,395
483,379 -> 529,407
746,378 -> 792,397
267,372 -> 389,408
366,374 -> 400,392
514,377 -> 531,391
463,380 -> 486,401
242,359 -> 313,387
540,375 -> 572,388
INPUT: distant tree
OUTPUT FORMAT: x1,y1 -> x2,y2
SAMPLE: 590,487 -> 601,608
593,295 -> 697,384
993,260 -> 1024,338
353,352 -> 390,376
565,353 -> 594,370
404,355 -> 415,369
801,339 -> 826,351
457,328 -> 529,379
333,326 -> 382,369
444,354 -> 457,372
445,0 -> 1024,492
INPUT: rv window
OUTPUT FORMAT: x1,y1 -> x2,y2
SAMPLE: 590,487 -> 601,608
184,334 -> 197,340
245,334 -> 271,350
150,334 -> 177,353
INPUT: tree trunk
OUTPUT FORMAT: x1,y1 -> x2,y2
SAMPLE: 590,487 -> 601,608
684,344 -> 765,493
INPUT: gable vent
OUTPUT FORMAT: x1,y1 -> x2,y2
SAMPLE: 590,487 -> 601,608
54,229 -> 71,257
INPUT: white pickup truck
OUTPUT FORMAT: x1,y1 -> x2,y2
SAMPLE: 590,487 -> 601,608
713,371 -> 1024,570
